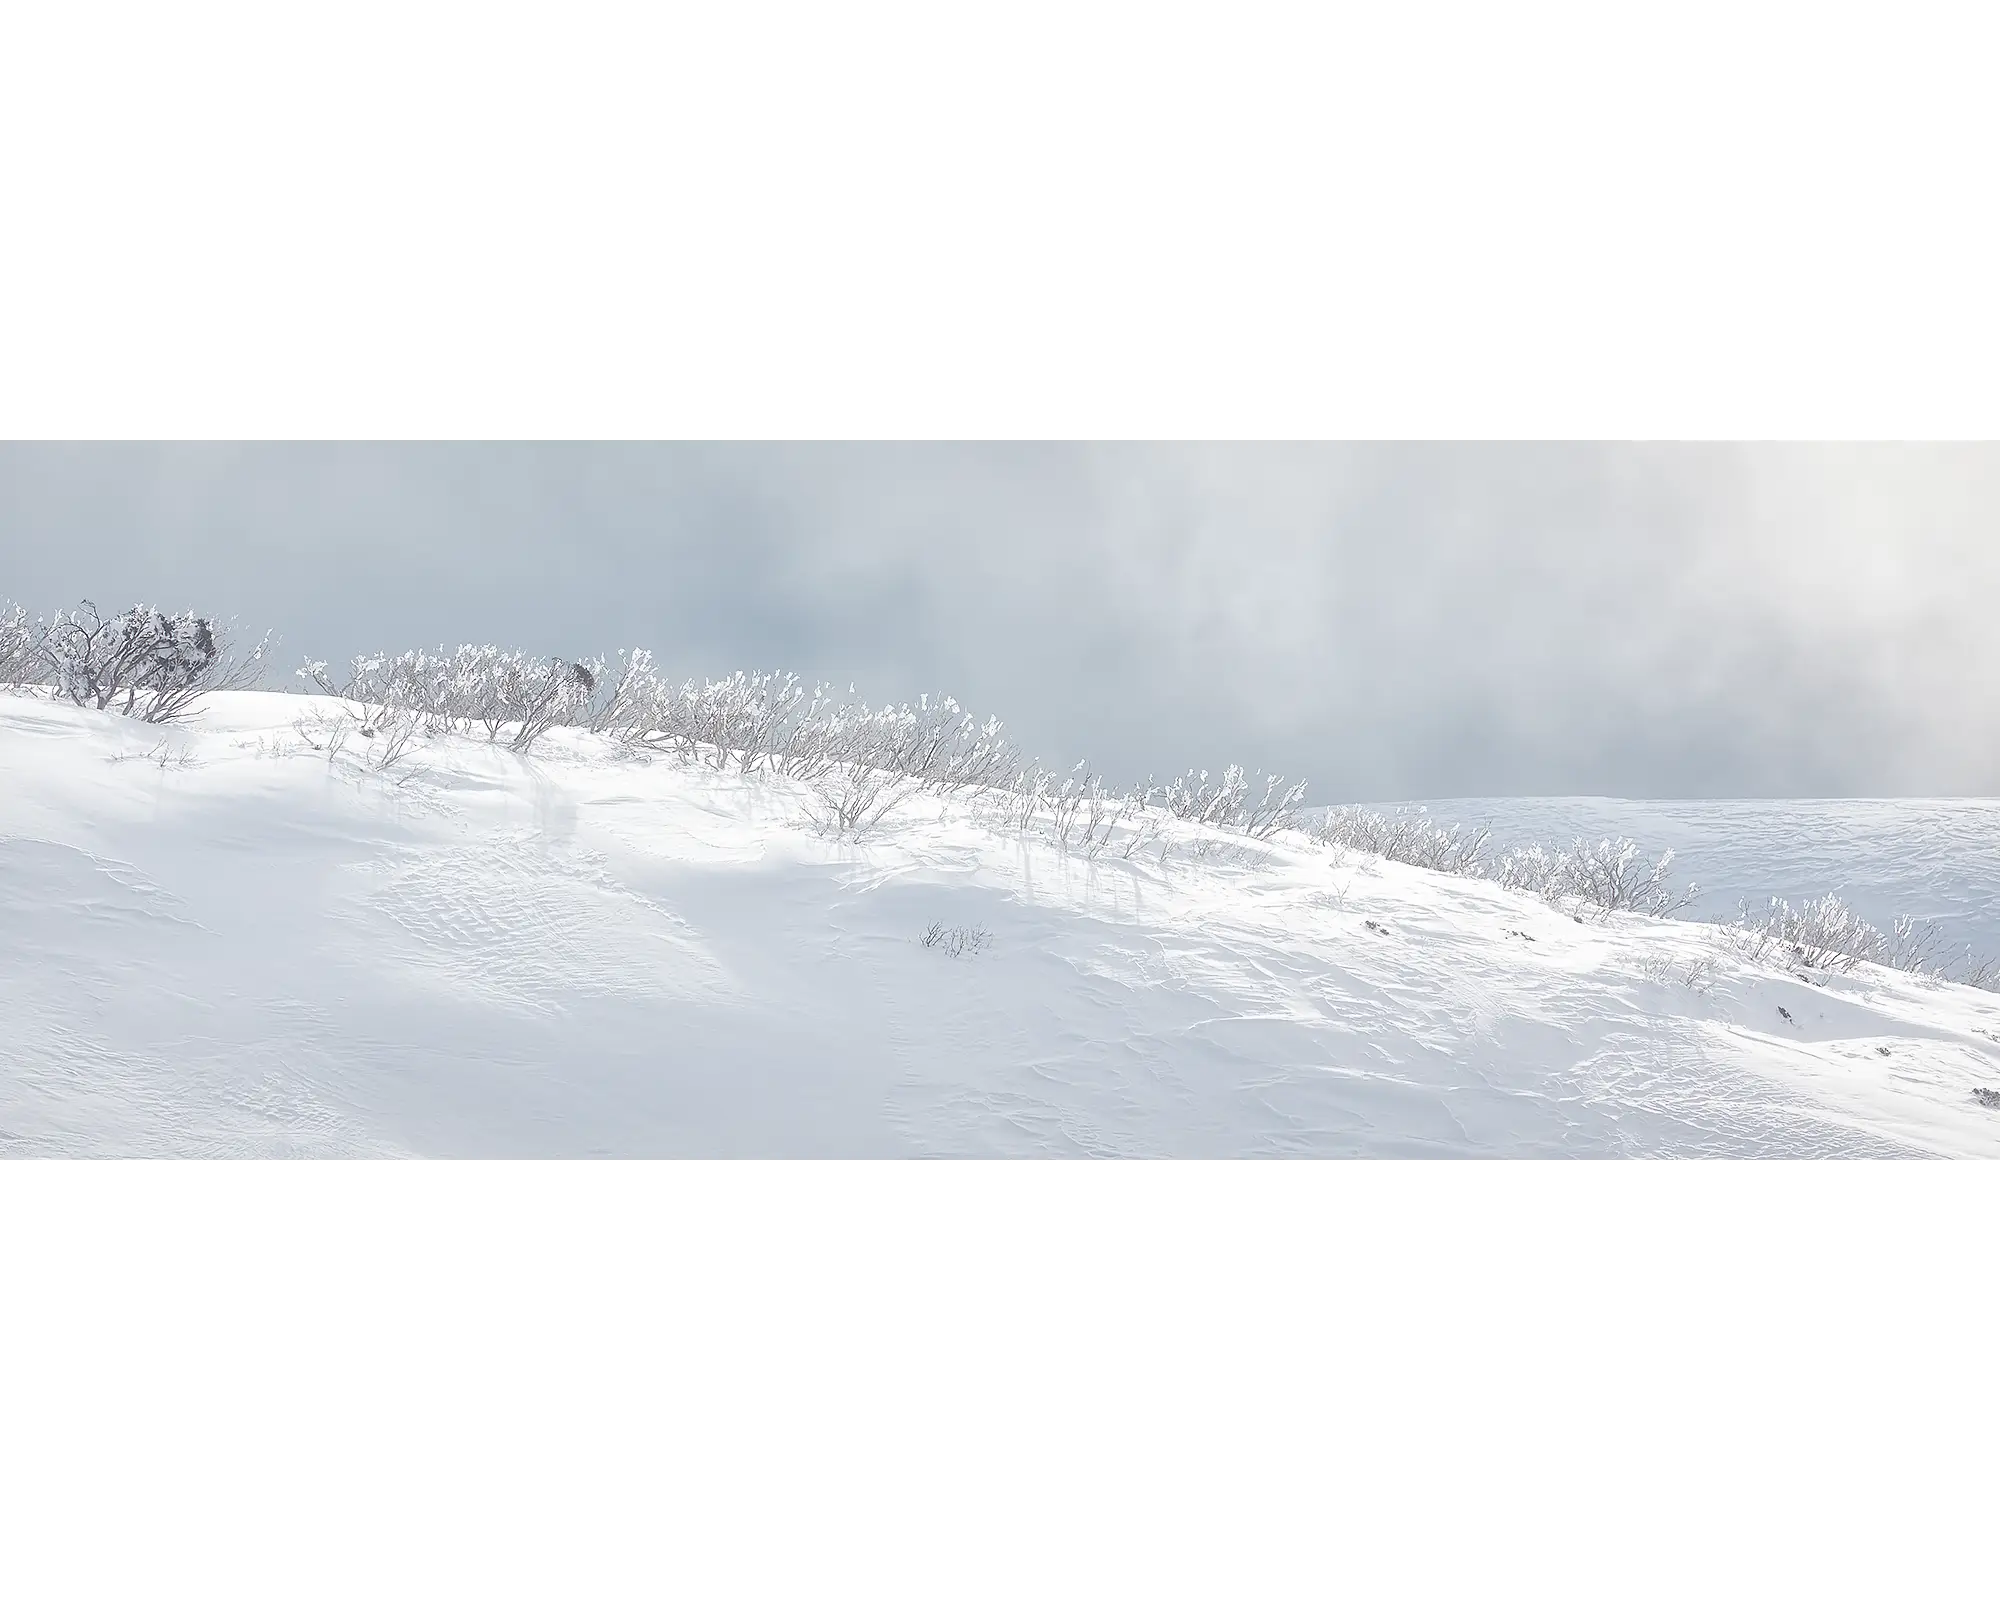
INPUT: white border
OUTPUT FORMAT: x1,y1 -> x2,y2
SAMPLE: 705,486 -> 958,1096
7,7 -> 1997,1592
3,2 -> 1996,437
6,1162 -> 1996,1595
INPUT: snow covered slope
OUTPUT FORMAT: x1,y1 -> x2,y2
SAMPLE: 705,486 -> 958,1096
5,691 -> 2000,1157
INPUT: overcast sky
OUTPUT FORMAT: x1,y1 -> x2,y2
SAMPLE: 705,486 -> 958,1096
2,442 -> 1995,800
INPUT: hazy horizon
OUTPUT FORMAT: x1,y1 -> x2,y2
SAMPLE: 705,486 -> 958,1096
4,441 -> 1995,802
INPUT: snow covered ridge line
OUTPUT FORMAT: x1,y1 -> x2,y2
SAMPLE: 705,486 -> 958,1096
5,600 -> 1997,993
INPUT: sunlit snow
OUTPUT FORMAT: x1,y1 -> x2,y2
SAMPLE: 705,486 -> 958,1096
5,692 -> 1999,1157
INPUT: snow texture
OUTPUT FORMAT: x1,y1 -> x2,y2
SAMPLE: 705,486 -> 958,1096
5,692 -> 1999,1157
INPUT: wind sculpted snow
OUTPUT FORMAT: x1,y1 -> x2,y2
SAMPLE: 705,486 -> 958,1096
4,693 -> 1999,1157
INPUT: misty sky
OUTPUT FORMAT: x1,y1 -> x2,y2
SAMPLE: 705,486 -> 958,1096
2,442 -> 1995,801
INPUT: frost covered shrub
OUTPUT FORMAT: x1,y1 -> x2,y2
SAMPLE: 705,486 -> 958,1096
796,690 -> 1017,795
1139,765 -> 1309,845
1311,806 -> 1489,874
300,647 -> 595,753
1162,767 -> 1309,839
963,759 -> 1303,862
990,767 -> 1051,833
1719,894 -> 1890,974
36,601 -> 268,723
302,645 -> 1027,799
1492,837 -> 1696,921
1304,802 -> 1996,983
1632,952 -> 1721,994
1240,774 -> 1311,840
0,601 -> 43,688
1161,766 -> 1250,827
593,654 -> 1024,793
593,659 -> 799,769
803,760 -> 915,841
606,667 -> 807,771
1044,766 -> 1141,857
506,649 -> 1304,854
1958,952 -> 2000,992
355,700 -> 425,771
1876,914 -> 1947,977
1714,894 -> 1997,985
1702,893 -> 2000,990
1307,809 -> 1692,922
987,764 -> 1174,860
291,697 -> 422,771
920,921 -> 991,958
869,696 -> 1022,795
497,655 -> 595,751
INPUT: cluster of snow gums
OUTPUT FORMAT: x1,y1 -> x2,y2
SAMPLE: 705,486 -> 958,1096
1719,894 -> 2000,986
0,600 -> 267,724
3,599 -> 1996,994
1311,805 -> 1696,916
293,648 -> 1030,789
1308,803 -> 1999,988
299,647 -> 597,755
286,644 -> 1311,850
0,601 -> 35,685
591,655 -> 1022,793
